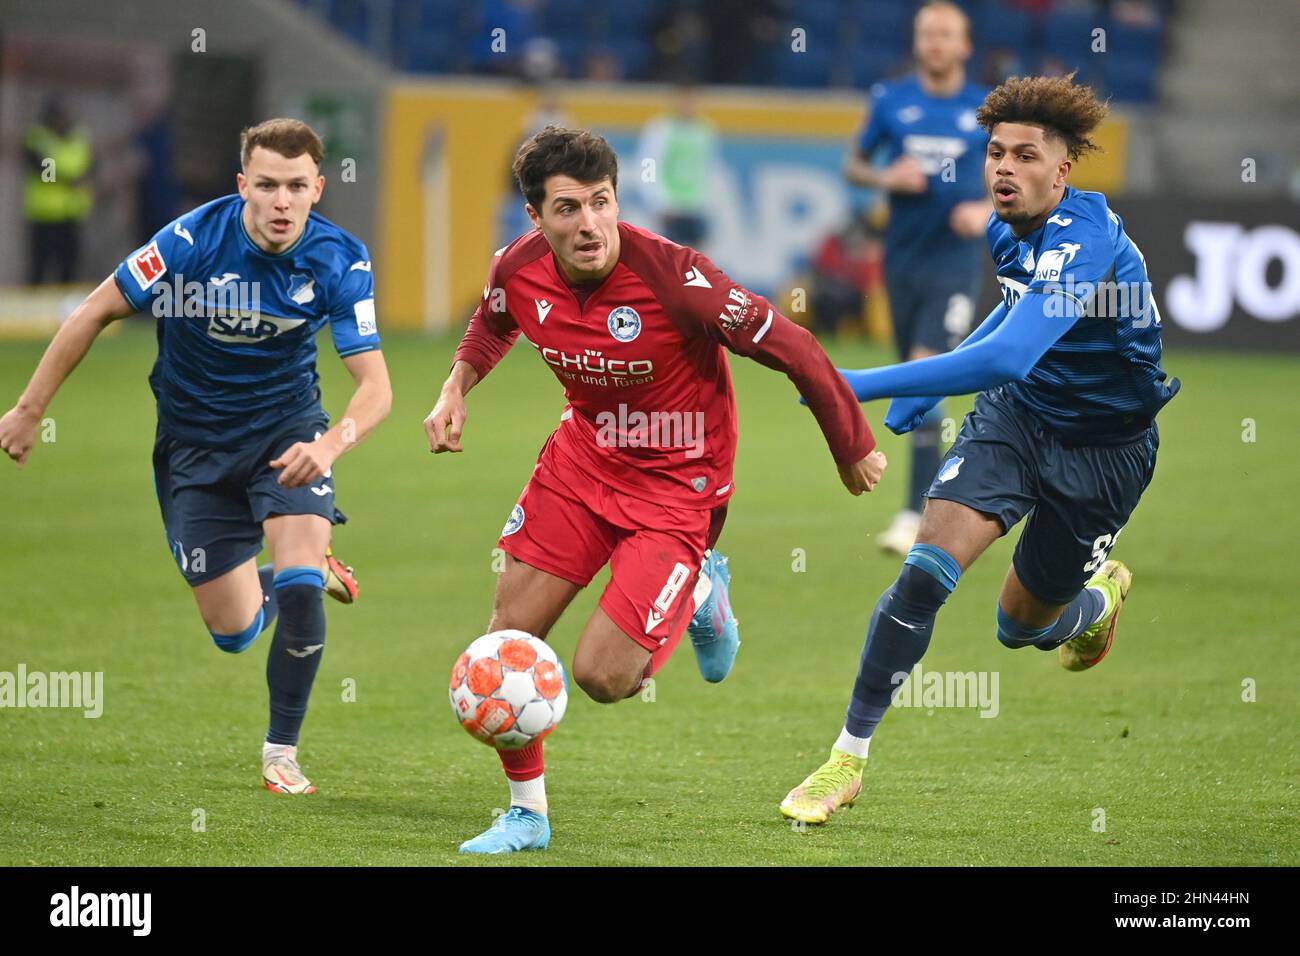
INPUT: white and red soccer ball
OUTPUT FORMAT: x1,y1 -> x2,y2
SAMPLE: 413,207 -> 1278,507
449,630 -> 568,750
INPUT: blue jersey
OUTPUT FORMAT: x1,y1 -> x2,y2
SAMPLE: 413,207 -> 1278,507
114,195 -> 381,448
989,185 -> 1177,441
857,76 -> 989,274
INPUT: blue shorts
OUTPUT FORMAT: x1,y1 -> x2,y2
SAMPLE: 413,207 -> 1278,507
884,265 -> 982,357
152,410 -> 344,587
925,386 -> 1159,605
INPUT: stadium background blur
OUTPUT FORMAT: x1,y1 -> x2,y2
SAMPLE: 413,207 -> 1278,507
0,0 -> 1296,867
2,0 -> 1296,348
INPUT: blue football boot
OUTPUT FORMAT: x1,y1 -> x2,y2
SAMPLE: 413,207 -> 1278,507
686,550 -> 740,683
458,806 -> 551,855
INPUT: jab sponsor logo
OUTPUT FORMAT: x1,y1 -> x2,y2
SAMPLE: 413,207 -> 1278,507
607,306 -> 642,342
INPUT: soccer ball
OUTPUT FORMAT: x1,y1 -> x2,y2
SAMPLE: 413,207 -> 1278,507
448,630 -> 567,750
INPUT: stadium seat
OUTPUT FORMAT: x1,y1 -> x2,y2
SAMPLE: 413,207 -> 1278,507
1106,16 -> 1164,61
327,0 -> 373,49
850,48 -> 903,90
393,27 -> 461,74
777,47 -> 835,88
972,3 -> 1038,65
1103,56 -> 1160,103
1043,6 -> 1102,63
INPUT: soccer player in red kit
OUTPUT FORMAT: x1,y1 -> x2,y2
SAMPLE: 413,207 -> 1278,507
425,127 -> 887,854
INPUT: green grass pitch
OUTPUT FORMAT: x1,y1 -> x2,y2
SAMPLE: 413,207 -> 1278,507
1,325 -> 1296,866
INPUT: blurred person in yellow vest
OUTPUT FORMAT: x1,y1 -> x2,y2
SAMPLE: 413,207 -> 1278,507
24,97 -> 94,285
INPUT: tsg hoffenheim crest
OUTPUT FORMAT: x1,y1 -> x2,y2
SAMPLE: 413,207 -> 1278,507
608,306 -> 641,342
288,273 -> 316,305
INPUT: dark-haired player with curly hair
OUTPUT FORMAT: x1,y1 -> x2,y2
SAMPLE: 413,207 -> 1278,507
781,74 -> 1180,825
425,126 -> 886,853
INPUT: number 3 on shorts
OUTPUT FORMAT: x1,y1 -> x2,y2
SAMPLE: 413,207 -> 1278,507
1083,528 -> 1124,573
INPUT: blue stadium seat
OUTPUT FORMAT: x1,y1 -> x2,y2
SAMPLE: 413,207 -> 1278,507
1106,17 -> 1163,60
972,3 -> 1038,64
777,48 -> 835,88
850,0 -> 908,45
393,26 -> 460,73
850,47 -> 902,90
328,0 -> 373,49
542,0 -> 597,35
1102,56 -> 1159,103
1043,6 -> 1102,63
413,0 -> 462,29
792,0 -> 842,34
603,35 -> 654,79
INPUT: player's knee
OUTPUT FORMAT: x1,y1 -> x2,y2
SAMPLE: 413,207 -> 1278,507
209,608 -> 264,654
272,569 -> 326,643
995,601 -> 1060,649
892,544 -> 961,615
572,660 -> 635,704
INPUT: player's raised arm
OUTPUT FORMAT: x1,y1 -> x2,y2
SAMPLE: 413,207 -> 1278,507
425,257 -> 521,454
839,292 -> 1078,416
0,275 -> 134,467
657,247 -> 885,494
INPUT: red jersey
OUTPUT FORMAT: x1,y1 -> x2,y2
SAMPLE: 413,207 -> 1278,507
453,222 -> 875,510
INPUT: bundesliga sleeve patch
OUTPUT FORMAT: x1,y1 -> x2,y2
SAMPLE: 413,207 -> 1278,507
353,299 -> 377,337
127,241 -> 167,291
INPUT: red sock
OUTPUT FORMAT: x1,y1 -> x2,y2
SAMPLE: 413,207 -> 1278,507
498,740 -> 544,781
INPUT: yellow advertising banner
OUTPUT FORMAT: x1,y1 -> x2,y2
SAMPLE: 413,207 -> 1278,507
380,82 -> 1127,331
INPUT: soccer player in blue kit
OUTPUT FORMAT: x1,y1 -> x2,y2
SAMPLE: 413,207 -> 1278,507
781,74 -> 1180,824
845,0 -> 992,556
0,119 -> 392,795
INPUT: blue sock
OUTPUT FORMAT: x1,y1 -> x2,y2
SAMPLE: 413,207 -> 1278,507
995,588 -> 1107,651
258,563 -> 279,632
266,566 -> 326,746
907,402 -> 945,513
845,544 -> 960,738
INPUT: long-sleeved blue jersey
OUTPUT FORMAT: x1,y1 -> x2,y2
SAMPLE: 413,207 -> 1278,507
841,185 -> 1179,442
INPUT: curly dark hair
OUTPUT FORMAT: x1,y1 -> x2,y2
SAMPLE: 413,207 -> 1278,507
512,126 -> 619,212
975,73 -> 1108,160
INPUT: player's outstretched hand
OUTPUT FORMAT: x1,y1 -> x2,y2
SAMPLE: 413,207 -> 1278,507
424,390 -> 467,454
270,438 -> 336,488
0,405 -> 40,467
838,449 -> 888,495
884,395 -> 943,435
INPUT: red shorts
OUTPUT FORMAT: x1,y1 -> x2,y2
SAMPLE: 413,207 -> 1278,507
499,439 -> 724,656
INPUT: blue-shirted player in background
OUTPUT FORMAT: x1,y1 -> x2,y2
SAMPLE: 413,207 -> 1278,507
846,0 -> 992,556
781,74 -> 1180,824
0,119 -> 392,795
